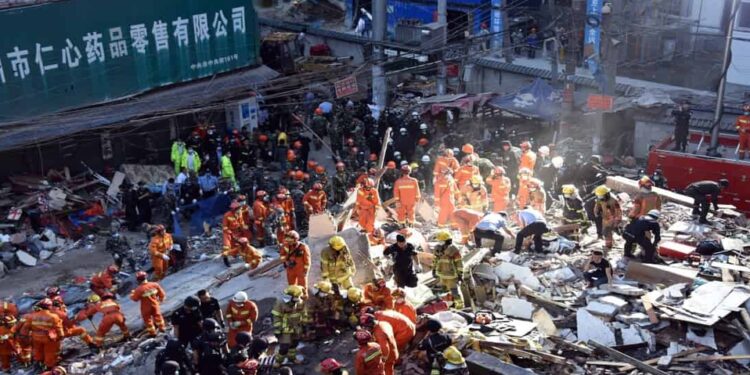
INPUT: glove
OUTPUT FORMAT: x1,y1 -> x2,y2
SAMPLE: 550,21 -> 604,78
223,256 -> 231,268
161,254 -> 170,261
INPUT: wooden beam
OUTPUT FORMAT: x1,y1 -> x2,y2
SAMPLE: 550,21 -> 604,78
588,340 -> 670,375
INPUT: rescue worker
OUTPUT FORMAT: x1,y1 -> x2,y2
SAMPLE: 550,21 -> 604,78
225,291 -> 258,349
154,339 -> 194,375
561,184 -> 587,241
363,277 -> 394,310
0,316 -> 16,372
170,140 -> 186,174
106,221 -> 137,272
454,157 -> 479,189
671,103 -> 692,152
342,287 -> 364,328
129,271 -> 166,337
417,319 -> 452,375
149,225 -> 173,281
236,238 -> 262,270
518,141 -> 537,172
320,357 -> 349,375
651,168 -> 668,189
433,149 -> 460,178
221,151 -> 237,186
353,330 -> 385,375
684,179 -> 729,224
629,177 -> 662,220
11,308 -> 32,366
272,285 -> 306,366
321,235 -> 357,291
253,191 -> 270,245
171,296 -> 203,348
515,168 -> 532,209
474,211 -> 514,255
90,265 -> 120,297
332,162 -> 349,205
486,167 -> 511,212
279,230 -> 311,295
392,289 -> 417,323
624,210 -> 662,263
394,165 -> 421,227
24,299 -> 64,369
593,186 -> 622,250
305,280 -> 339,339
192,319 -> 228,375
451,208 -> 484,245
355,177 -> 380,235
370,308 -> 416,353
432,230 -> 464,309
75,293 -> 130,347
360,313 -> 398,375
514,208 -> 549,254
47,287 -> 95,350
442,346 -> 469,375
223,201 -> 249,266
499,141 -> 520,190
527,178 -> 546,213
276,187 -> 297,230
459,175 -> 488,212
303,183 -> 327,215
0,300 -> 17,323
434,169 -> 458,227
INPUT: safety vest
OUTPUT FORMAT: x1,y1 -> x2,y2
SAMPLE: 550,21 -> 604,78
434,244 -> 462,279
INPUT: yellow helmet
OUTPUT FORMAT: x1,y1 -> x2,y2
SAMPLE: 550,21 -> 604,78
88,294 -> 101,304
470,175 -> 483,185
594,185 -> 611,197
347,287 -> 362,302
315,280 -> 332,294
277,132 -> 288,143
410,162 -> 419,170
284,285 -> 304,298
329,235 -> 346,251
443,346 -> 465,365
435,230 -> 452,242
561,184 -> 577,196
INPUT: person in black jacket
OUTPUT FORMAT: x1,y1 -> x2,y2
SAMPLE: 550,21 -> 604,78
671,103 -> 692,152
155,339 -> 194,375
623,210 -> 661,263
383,235 -> 421,288
684,179 -> 729,224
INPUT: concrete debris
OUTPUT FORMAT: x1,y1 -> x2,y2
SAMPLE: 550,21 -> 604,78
502,297 -> 535,320
494,262 -> 541,290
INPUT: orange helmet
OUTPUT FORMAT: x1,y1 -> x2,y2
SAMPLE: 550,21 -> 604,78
295,171 -> 305,180
494,166 -> 506,175
258,134 -> 269,142
315,165 -> 326,174
462,144 -> 474,154
313,183 -> 323,190
520,141 -> 531,150
315,108 -> 323,115
386,161 -> 396,169
418,138 -> 429,146
307,160 -> 318,169
369,153 -> 378,161
256,190 -> 267,198
135,271 -> 147,281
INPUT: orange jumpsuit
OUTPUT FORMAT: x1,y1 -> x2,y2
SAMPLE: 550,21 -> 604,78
148,233 -> 173,281
519,150 -> 537,171
303,190 -> 327,215
90,271 -> 116,297
629,192 -> 662,219
394,175 -> 421,225
11,313 -> 32,365
76,298 -> 129,346
454,165 -> 479,190
0,325 -> 14,371
394,300 -> 417,324
363,284 -> 394,310
459,184 -> 488,212
594,197 -> 622,249
529,190 -> 546,213
239,204 -> 253,237
130,281 -> 166,336
277,196 -> 296,230
356,187 -> 381,233
516,178 -> 530,209
24,310 -> 64,369
373,321 -> 398,375
433,156 -> 460,177
225,300 -> 258,348
51,304 -> 93,346
486,175 -> 511,212
222,210 -> 247,256
452,208 -> 483,244
274,207 -> 294,246
238,242 -> 262,269
354,341 -> 385,375
738,115 -> 750,159
434,175 -> 458,227
374,310 -> 415,353
253,199 -> 269,242
279,242 -> 311,294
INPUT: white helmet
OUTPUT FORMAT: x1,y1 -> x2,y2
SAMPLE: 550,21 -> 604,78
646,209 -> 661,220
411,111 -> 419,117
400,160 -> 409,166
399,127 -> 407,134
419,123 -> 428,130
421,155 -> 431,163
394,151 -> 402,158
538,146 -> 550,156
551,156 -> 564,169
233,291 -> 248,303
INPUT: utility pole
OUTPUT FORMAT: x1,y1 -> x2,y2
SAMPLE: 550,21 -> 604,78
372,0 -> 387,108
437,0 -> 447,95
502,0 -> 513,63
709,0 -> 739,155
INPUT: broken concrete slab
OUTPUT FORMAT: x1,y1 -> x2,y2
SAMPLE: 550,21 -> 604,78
494,262 -> 541,290
502,297 -> 535,320
678,281 -> 750,326
578,309 -> 616,345
16,250 -> 36,267
729,339 -> 750,366
667,221 -> 711,236
599,295 -> 628,310
625,262 -> 698,285
532,308 -> 558,337
541,266 -> 578,283
602,283 -> 646,296
585,301 -> 619,318
686,326 -> 717,350
606,176 -> 693,208
616,312 -> 651,326
466,351 -> 538,375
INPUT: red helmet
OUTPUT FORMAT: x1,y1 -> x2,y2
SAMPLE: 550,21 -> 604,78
520,141 -> 531,150
295,171 -> 305,180
386,161 -> 396,169
462,144 -> 474,154
639,176 -> 654,189
369,153 -> 378,161
135,271 -> 147,281
293,141 -> 302,149
336,162 -> 345,170
359,313 -> 376,327
46,286 -> 61,297
315,165 -> 326,174
418,138 -> 429,146
37,298 -> 53,310
315,108 -> 324,115
354,329 -> 373,344
238,237 -> 249,244
230,201 -> 241,210
107,265 -> 119,274
279,186 -> 289,195
313,183 -> 323,190
401,165 -> 411,174
285,230 -> 300,242
494,167 -> 506,175
307,160 -> 318,169
320,358 -> 343,372
237,194 -> 247,202
256,190 -> 267,199
276,193 -> 286,201
258,134 -> 269,142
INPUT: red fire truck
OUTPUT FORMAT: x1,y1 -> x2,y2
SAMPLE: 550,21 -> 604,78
647,131 -> 750,213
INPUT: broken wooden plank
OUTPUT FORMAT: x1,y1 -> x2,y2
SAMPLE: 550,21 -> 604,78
547,336 -> 594,355
618,347 -> 708,372
641,290 -> 661,324
674,354 -> 750,363
588,340 -> 670,375
625,262 -> 698,285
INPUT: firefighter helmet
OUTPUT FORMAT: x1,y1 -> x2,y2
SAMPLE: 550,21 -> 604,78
418,138 -> 429,146
316,165 -> 326,174
364,178 -> 375,188
284,285 -> 304,298
256,190 -> 267,199
293,141 -> 302,149
435,230 -> 453,242
494,167 -> 505,176
107,265 -> 119,274
561,184 -> 577,197
320,358 -> 343,372
443,346 -> 465,365
369,153 -> 378,161
594,185 -> 611,197
347,287 -> 363,302
238,237 -> 249,244
336,162 -> 345,170
307,160 -> 318,169
135,271 -> 147,281
230,201 -> 241,210
421,155 -> 430,163
315,280 -> 332,294
639,176 -> 654,189
285,230 -> 300,242
353,329 -> 373,344
359,313 -> 376,327
462,144 -> 474,154
391,288 -> 406,298
315,108 -> 324,115
88,294 -> 101,304
37,298 -> 53,310
401,165 -> 412,174
313,183 -> 323,190
329,236 -> 346,251
386,161 -> 396,169
46,286 -> 61,297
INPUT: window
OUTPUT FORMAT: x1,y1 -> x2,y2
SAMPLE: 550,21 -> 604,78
737,2 -> 750,30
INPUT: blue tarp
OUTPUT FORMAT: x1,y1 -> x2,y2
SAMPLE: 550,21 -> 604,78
487,78 -> 562,121
174,192 -> 232,235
